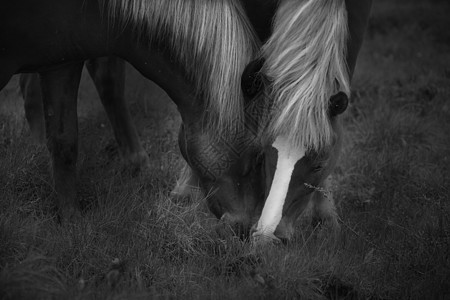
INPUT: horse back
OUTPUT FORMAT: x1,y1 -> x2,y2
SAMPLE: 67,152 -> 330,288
0,0 -> 109,74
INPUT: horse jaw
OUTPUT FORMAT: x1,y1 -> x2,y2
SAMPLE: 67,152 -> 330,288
253,136 -> 305,241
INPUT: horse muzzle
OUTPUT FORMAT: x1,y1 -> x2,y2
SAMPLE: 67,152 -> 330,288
215,212 -> 253,240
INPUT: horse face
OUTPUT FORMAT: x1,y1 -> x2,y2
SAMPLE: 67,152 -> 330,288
178,123 -> 264,237
241,59 -> 349,241
173,59 -> 270,237
259,119 -> 344,241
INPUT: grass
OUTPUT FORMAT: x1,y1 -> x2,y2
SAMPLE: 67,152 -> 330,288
1,0 -> 449,299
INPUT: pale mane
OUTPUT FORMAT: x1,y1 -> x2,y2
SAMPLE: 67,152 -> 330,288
262,0 -> 350,150
103,0 -> 259,134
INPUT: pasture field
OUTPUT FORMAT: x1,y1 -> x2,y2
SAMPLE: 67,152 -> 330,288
1,0 -> 449,299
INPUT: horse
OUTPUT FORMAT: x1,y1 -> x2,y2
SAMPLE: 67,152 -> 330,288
245,0 -> 373,241
0,0 -> 372,242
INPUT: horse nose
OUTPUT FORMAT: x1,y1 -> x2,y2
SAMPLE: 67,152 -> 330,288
215,212 -> 251,240
249,218 -> 293,245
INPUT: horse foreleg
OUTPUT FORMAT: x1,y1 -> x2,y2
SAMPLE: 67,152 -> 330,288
19,73 -> 46,144
39,62 -> 83,221
86,57 -> 149,171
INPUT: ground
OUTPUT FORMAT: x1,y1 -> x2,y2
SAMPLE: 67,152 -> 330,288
0,0 -> 449,299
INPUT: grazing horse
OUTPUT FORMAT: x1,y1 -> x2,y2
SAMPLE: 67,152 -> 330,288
0,0 -> 371,242
245,0 -> 373,241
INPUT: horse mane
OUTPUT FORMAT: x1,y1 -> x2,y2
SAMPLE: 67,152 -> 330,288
262,0 -> 350,151
102,0 -> 259,135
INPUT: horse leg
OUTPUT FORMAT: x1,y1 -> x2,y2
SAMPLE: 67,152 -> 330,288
85,57 -> 149,171
39,62 -> 83,221
310,177 -> 340,235
19,73 -> 46,144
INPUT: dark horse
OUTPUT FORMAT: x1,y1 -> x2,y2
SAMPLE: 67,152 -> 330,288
0,0 -> 371,242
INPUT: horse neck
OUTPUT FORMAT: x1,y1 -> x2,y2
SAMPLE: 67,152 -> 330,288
111,30 -> 199,125
104,0 -> 259,137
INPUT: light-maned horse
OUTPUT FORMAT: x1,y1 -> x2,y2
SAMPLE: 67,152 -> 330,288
0,0 -> 372,242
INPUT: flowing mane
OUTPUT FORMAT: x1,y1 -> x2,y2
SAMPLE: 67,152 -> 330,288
103,0 -> 259,134
262,0 -> 350,151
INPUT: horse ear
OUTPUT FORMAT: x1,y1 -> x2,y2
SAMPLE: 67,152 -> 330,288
329,92 -> 349,117
241,58 -> 265,99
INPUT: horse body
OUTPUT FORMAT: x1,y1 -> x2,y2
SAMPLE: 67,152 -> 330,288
1,0 -> 191,218
1,0 -> 198,106
1,0 -> 264,223
0,0 -> 372,242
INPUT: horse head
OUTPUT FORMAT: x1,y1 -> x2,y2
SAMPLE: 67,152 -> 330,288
173,61 -> 270,239
237,58 -> 348,242
177,105 -> 265,238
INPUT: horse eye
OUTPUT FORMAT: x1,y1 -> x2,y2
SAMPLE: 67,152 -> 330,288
242,74 -> 262,99
241,58 -> 265,99
329,91 -> 349,117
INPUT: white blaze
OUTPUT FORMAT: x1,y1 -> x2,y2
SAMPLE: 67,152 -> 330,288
254,136 -> 305,238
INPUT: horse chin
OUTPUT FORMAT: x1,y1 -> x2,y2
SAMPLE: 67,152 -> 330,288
249,198 -> 308,244
274,195 -> 313,242
215,212 -> 252,240
206,185 -> 260,240
273,218 -> 295,242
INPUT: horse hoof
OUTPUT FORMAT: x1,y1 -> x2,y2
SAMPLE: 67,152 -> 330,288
124,150 -> 151,173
